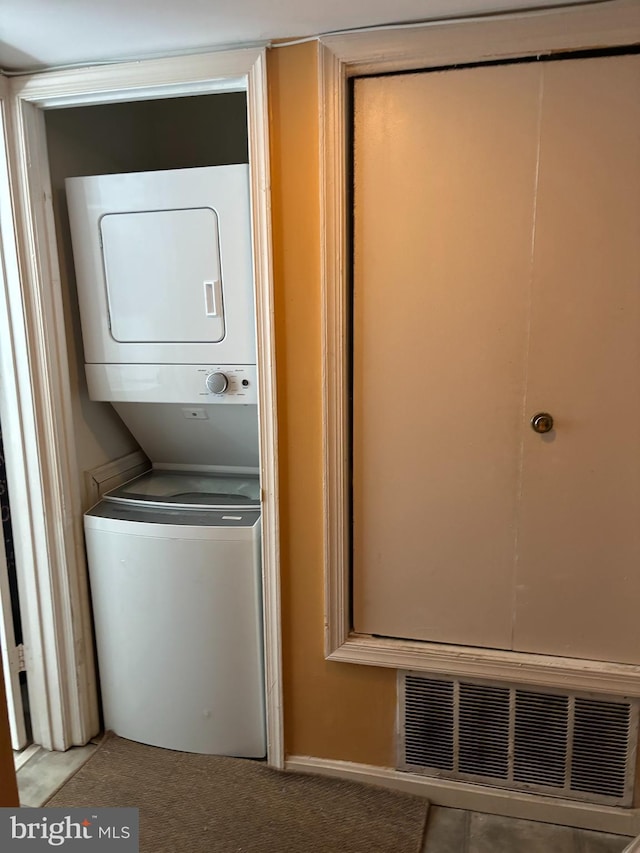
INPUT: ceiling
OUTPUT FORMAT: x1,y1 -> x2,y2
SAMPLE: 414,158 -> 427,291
0,0 -> 609,74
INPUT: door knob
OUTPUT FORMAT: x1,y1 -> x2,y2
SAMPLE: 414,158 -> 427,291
531,412 -> 554,434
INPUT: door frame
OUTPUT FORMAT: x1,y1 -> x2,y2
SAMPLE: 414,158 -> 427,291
0,501 -> 27,750
0,48 -> 283,765
0,75 -> 38,751
319,0 -> 640,695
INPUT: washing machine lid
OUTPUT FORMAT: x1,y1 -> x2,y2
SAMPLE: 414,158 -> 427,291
103,470 -> 260,510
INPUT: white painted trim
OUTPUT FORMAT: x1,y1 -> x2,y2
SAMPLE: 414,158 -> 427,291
319,43 -> 350,660
3,48 -> 283,765
0,78 -> 27,754
246,51 -> 285,770
286,755 -> 640,836
321,0 -> 640,76
8,48 -> 266,107
0,515 -> 26,750
6,96 -> 99,750
319,1 -> 640,690
329,636 -> 640,697
13,743 -> 40,771
0,80 -> 66,751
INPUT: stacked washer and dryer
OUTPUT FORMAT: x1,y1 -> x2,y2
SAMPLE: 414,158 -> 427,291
66,165 -> 266,757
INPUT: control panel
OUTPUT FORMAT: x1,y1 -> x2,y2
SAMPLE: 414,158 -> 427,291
86,363 -> 259,404
199,365 -> 257,401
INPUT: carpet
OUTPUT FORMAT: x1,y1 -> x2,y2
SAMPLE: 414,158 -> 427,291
46,735 -> 429,852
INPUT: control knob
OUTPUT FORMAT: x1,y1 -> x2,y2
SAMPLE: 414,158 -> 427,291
205,372 -> 229,395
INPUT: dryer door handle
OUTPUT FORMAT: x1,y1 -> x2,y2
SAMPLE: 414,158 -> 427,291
204,280 -> 223,318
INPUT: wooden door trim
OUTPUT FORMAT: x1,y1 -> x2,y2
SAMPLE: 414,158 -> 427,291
320,0 -> 640,693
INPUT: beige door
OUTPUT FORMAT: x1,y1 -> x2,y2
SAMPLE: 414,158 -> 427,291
352,54 -> 640,664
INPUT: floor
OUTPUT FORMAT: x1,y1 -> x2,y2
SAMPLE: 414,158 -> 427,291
15,742 -> 98,807
13,745 -> 637,852
423,806 -> 633,853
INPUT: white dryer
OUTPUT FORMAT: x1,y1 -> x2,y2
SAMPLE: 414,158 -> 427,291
84,470 -> 265,757
66,165 -> 256,368
66,164 -> 261,469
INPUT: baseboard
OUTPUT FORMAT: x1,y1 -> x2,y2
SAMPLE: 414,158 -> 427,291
13,744 -> 40,771
285,755 -> 640,837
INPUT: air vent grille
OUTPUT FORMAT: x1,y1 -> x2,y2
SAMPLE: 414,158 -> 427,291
399,674 -> 638,806
571,697 -> 632,800
514,690 -> 568,788
404,677 -> 453,770
459,682 -> 509,778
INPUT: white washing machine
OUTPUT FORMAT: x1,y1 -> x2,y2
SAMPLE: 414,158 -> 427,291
84,470 -> 265,757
